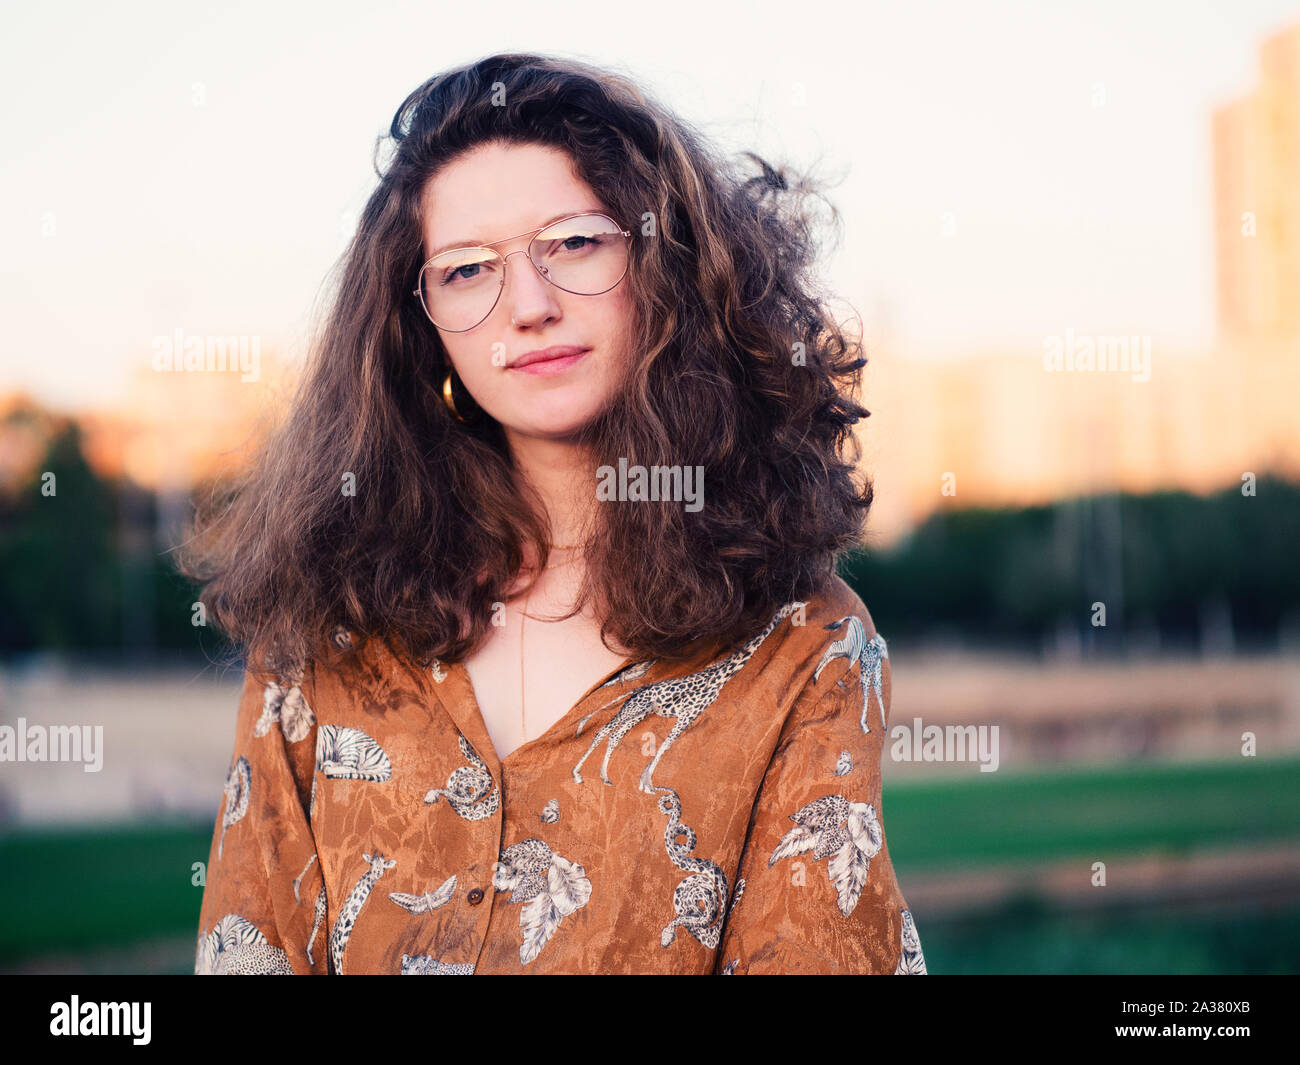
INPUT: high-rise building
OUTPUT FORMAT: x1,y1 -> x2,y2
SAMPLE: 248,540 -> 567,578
1213,21 -> 1300,348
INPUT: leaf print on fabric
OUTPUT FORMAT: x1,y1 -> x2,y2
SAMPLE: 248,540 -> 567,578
390,873 -> 458,914
540,798 -> 560,823
572,601 -> 806,792
894,908 -> 928,974
769,794 -> 884,917
835,750 -> 853,776
254,678 -> 316,743
316,724 -> 392,782
218,756 -> 250,860
719,957 -> 739,974
423,733 -> 500,820
494,839 -> 592,964
813,616 -> 888,734
655,786 -> 729,950
330,850 -> 396,975
196,913 -> 292,975
401,953 -> 475,974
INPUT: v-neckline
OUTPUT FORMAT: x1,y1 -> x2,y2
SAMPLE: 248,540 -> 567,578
446,653 -> 648,774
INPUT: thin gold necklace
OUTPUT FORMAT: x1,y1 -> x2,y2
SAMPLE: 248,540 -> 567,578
519,544 -> 582,745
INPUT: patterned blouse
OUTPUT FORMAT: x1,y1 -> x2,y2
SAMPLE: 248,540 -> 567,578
194,576 -> 927,975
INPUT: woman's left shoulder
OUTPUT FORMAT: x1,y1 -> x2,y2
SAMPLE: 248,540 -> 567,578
806,575 -> 880,636
787,575 -> 882,651
758,575 -> 885,693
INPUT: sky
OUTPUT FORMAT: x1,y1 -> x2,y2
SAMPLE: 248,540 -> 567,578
1,0 -> 1296,411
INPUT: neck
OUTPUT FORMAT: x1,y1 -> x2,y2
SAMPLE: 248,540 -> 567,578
504,429 -> 595,549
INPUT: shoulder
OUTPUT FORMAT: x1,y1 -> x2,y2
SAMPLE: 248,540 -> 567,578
776,574 -> 883,685
721,575 -> 884,725
763,578 -> 893,763
303,626 -> 443,725
804,574 -> 879,639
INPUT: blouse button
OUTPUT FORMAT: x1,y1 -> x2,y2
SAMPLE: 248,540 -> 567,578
467,888 -> 485,905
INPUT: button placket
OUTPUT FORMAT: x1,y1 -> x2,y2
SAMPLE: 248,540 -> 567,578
461,767 -> 506,971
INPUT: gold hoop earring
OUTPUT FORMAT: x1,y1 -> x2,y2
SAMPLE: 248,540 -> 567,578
442,372 -> 466,422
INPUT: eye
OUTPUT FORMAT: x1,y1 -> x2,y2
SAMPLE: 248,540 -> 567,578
442,262 -> 481,285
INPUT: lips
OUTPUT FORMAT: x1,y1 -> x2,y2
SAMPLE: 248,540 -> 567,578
509,345 -> 589,369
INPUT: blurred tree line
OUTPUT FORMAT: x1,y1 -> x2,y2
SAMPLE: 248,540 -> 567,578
2,418 -> 1299,658
840,475 -> 1300,655
0,420 -> 201,658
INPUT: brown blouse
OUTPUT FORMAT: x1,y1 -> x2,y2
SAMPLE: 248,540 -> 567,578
194,576 -> 926,974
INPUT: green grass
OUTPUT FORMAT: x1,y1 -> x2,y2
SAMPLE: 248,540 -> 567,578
2,755 -> 1298,967
917,893 -> 1300,974
882,755 -> 1300,872
0,820 -> 209,961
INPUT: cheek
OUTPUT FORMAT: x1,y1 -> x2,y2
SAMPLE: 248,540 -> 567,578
441,340 -> 488,384
596,289 -> 635,362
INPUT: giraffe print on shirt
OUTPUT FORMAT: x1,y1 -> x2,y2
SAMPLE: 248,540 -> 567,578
572,601 -> 806,792
329,849 -> 396,975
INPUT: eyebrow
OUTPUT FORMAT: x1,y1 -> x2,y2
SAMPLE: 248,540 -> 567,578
427,209 -> 604,258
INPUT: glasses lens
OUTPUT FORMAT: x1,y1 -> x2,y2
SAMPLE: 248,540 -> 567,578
417,214 -> 628,331
419,247 -> 503,332
529,214 -> 628,296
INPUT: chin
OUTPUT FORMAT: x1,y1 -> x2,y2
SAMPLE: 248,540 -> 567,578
509,415 -> 597,440
503,397 -> 609,439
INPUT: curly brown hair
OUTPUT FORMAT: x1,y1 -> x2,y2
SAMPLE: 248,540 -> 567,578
175,51 -> 874,677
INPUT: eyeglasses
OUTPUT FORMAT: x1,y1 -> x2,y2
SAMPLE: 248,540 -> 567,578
412,211 -> 632,332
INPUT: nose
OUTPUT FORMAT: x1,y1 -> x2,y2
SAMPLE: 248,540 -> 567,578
499,248 -> 561,327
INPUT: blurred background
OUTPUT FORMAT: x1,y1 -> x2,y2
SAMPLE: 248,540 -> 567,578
2,0 -> 1299,974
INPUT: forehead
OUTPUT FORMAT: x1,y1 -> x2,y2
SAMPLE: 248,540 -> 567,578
419,141 -> 603,255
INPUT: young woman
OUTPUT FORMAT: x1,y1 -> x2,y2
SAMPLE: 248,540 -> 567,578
182,52 -> 926,975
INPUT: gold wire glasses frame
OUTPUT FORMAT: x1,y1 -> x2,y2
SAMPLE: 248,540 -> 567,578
412,211 -> 632,332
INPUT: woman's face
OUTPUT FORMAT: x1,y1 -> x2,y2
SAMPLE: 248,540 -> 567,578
419,141 -> 634,444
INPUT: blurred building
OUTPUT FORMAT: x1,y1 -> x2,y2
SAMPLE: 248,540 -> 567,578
864,19 -> 1300,546
1214,20 -> 1300,349
5,24 -> 1299,551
